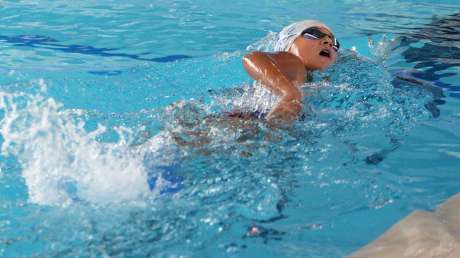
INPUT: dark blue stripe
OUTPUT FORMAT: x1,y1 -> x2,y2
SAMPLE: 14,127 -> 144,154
0,34 -> 192,64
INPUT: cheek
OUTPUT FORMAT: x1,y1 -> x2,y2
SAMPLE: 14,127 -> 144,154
299,45 -> 318,63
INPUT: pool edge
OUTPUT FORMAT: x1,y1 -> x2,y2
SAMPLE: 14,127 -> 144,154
347,192 -> 460,258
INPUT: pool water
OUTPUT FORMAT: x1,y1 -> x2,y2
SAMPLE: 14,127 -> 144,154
1,0 -> 460,257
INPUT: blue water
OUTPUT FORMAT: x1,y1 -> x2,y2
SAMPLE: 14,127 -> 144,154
1,1 -> 460,257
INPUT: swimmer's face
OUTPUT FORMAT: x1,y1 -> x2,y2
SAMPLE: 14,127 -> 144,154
288,27 -> 337,71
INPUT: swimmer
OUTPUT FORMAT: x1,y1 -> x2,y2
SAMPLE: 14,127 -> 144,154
144,21 -> 340,191
167,20 -> 340,148
242,20 -> 339,123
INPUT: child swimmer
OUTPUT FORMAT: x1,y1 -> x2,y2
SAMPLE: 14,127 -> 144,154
144,20 -> 341,192
168,20 -> 340,147
242,20 -> 339,123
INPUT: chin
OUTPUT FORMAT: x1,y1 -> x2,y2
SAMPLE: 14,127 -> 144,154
317,62 -> 333,71
304,60 -> 332,71
308,64 -> 329,71
304,59 -> 332,71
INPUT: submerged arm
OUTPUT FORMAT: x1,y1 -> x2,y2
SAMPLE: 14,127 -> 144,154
242,51 -> 304,123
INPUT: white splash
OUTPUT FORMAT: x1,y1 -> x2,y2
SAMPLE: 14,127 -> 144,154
0,81 -> 158,206
368,34 -> 400,64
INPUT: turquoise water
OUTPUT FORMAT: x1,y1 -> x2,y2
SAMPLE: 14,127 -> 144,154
1,0 -> 460,257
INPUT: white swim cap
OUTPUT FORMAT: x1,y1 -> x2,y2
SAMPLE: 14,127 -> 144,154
274,20 -> 332,52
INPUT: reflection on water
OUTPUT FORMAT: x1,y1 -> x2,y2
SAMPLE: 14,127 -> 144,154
0,34 -> 192,66
364,12 -> 460,119
390,13 -> 460,99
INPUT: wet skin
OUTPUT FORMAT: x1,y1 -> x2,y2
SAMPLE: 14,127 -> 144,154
242,26 -> 337,123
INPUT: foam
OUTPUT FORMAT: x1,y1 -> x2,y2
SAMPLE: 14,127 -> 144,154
0,80 -> 157,206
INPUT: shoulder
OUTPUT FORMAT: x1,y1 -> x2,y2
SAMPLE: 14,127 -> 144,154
267,52 -> 306,83
267,52 -> 303,66
244,51 -> 301,64
242,51 -> 307,84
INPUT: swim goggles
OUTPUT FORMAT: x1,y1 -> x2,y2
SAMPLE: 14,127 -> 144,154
301,27 -> 340,51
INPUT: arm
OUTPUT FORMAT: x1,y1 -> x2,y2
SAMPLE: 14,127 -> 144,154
242,51 -> 304,123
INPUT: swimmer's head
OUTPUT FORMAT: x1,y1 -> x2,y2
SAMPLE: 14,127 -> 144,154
275,20 -> 339,71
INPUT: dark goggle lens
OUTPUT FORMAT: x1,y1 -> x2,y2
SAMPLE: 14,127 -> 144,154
301,27 -> 340,51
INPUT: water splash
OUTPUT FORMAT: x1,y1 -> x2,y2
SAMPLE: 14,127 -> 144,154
210,82 -> 278,115
368,35 -> 401,65
0,80 -> 154,206
246,31 -> 279,52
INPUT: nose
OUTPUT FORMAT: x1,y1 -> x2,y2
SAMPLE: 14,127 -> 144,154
321,37 -> 333,48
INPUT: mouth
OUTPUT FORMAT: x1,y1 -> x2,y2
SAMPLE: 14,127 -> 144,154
319,49 -> 331,58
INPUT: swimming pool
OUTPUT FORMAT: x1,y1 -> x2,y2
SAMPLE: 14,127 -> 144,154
1,0 -> 459,257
